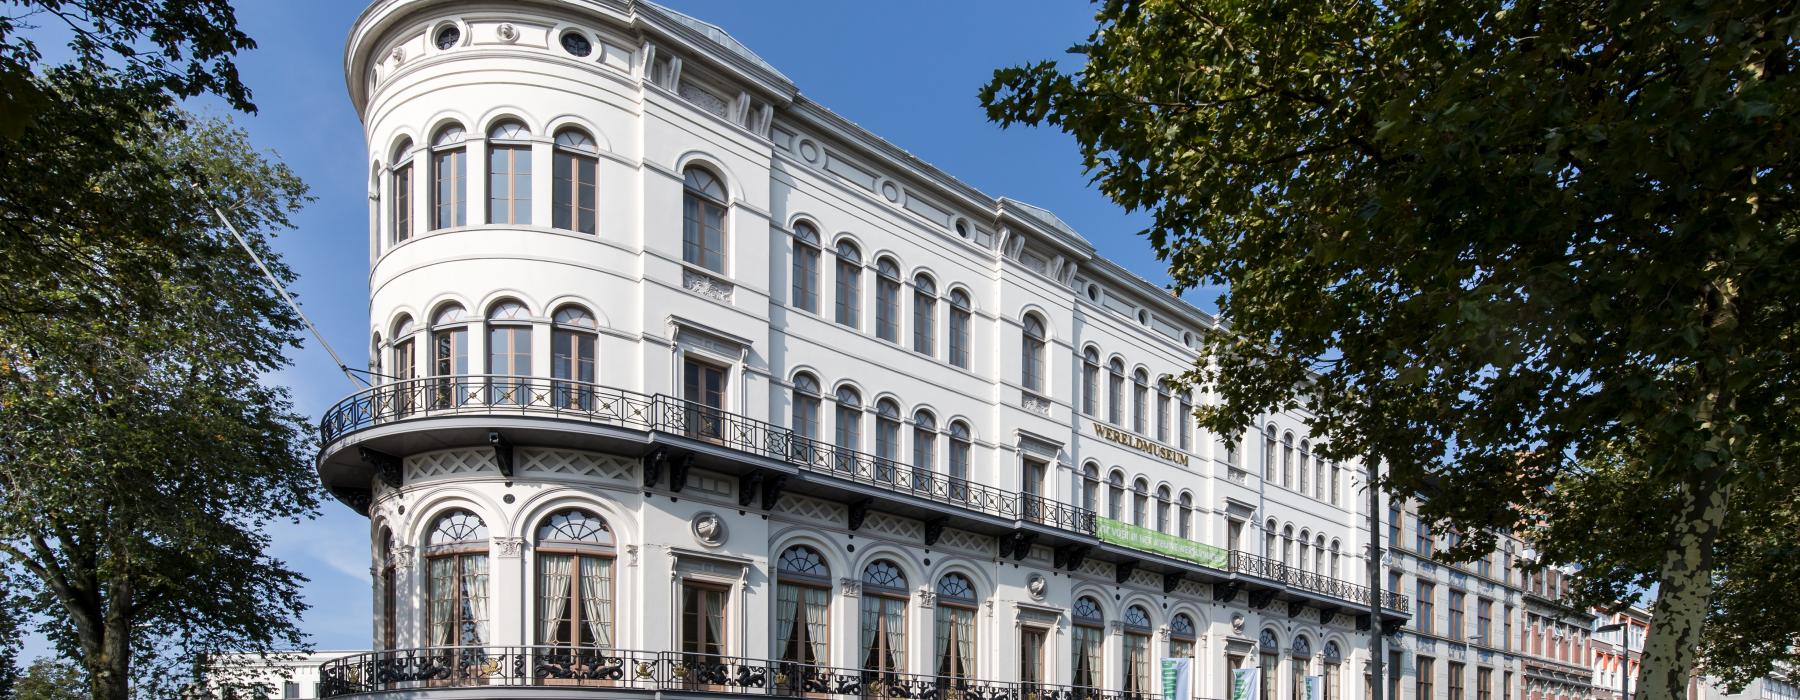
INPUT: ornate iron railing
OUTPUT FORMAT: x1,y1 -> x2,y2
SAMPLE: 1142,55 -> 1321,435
1229,551 -> 1410,612
317,376 -> 1407,612
316,647 -> 1163,699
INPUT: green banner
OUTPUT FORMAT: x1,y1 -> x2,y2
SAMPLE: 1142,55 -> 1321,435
1096,517 -> 1230,568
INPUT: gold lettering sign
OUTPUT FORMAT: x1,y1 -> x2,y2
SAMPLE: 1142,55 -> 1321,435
1092,422 -> 1190,466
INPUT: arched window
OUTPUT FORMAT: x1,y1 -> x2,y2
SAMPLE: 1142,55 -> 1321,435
875,398 -> 902,464
1323,641 -> 1343,700
1298,529 -> 1312,572
1132,477 -> 1150,527
1265,519 -> 1279,559
1123,605 -> 1154,695
551,305 -> 596,409
834,386 -> 862,467
1330,462 -> 1341,506
1283,432 -> 1296,488
1315,535 -> 1328,575
791,222 -> 821,313
1108,470 -> 1125,520
775,544 -> 830,665
1282,525 -> 1295,566
1081,462 -> 1100,513
947,289 -> 971,369
486,300 -> 531,405
1155,485 -> 1172,533
947,420 -> 972,499
1156,378 -> 1172,442
390,138 -> 414,243
1178,492 -> 1194,538
912,410 -> 936,472
834,241 -> 862,328
1108,359 -> 1126,425
1132,369 -> 1149,434
1226,432 -> 1241,469
1291,636 -> 1314,700
875,257 -> 901,343
1259,630 -> 1280,700
534,508 -> 614,649
430,125 -> 467,229
424,509 -> 489,646
860,560 -> 907,675
487,121 -> 532,225
1170,613 -> 1197,660
912,274 -> 936,355
391,314 -> 417,383
552,128 -> 598,233
1072,596 -> 1104,689
1330,540 -> 1341,578
1178,390 -> 1194,451
791,373 -> 822,441
682,166 -> 728,273
1267,422 -> 1281,482
1299,440 -> 1312,495
379,528 -> 398,649
1021,313 -> 1047,393
1081,348 -> 1100,415
935,573 -> 977,680
430,303 -> 469,407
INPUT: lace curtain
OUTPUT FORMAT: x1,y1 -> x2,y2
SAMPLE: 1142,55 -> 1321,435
538,554 -> 573,644
1073,626 -> 1102,687
429,557 -> 454,645
803,587 -> 829,664
581,556 -> 613,647
935,606 -> 975,678
1125,633 -> 1150,692
777,585 -> 801,661
459,555 -> 489,645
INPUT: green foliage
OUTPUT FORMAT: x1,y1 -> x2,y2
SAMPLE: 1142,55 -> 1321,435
0,0 -> 256,138
982,0 -> 1799,692
0,92 -> 318,699
13,658 -> 85,700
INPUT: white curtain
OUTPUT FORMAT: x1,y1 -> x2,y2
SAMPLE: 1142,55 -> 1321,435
934,609 -> 951,675
777,585 -> 800,660
952,608 -> 974,678
803,588 -> 829,665
429,557 -> 454,645
883,599 -> 905,672
461,555 -> 489,644
860,597 -> 880,669
704,588 -> 724,654
1074,626 -> 1102,687
1126,633 -> 1150,692
580,556 -> 613,647
538,554 -> 573,644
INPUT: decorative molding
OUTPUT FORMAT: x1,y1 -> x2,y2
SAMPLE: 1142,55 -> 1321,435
682,268 -> 735,302
495,537 -> 524,558
389,46 -> 406,64
1026,574 -> 1048,601
691,512 -> 726,547
496,23 -> 518,42
387,545 -> 416,571
916,588 -> 936,608
838,577 -> 862,597
1021,393 -> 1052,416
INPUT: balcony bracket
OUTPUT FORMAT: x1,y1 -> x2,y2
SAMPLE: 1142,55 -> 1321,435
1213,581 -> 1242,603
1010,531 -> 1037,561
924,517 -> 948,546
359,447 -> 403,489
1381,618 -> 1406,636
487,431 -> 514,478
334,487 -> 373,516
1163,571 -> 1183,594
1356,614 -> 1372,632
1287,601 -> 1305,618
1055,545 -> 1091,571
1318,606 -> 1339,626
669,454 -> 693,493
1247,587 -> 1278,610
848,498 -> 873,531
738,472 -> 763,507
761,475 -> 786,510
1115,560 -> 1139,585
643,447 -> 667,488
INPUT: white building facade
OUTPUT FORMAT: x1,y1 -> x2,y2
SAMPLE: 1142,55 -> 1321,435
315,1 -> 1411,698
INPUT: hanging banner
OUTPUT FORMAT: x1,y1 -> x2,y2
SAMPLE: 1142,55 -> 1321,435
1162,658 -> 1192,700
1306,675 -> 1324,700
1096,517 -> 1231,568
1233,668 -> 1259,700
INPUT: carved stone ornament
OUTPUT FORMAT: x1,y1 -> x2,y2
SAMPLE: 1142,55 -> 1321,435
496,23 -> 518,43
495,537 -> 524,558
1232,613 -> 1247,632
390,46 -> 406,64
1159,626 -> 1172,640
683,269 -> 734,302
387,545 -> 416,571
1022,394 -> 1052,416
916,588 -> 936,609
1026,574 -> 1048,601
626,544 -> 640,566
839,577 -> 862,596
691,511 -> 726,547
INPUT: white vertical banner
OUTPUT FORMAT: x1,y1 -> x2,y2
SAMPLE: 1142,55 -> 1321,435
1306,675 -> 1324,700
1234,667 -> 1260,700
1162,658 -> 1193,700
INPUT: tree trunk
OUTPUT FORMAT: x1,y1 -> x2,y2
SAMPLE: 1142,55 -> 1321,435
1638,470 -> 1731,700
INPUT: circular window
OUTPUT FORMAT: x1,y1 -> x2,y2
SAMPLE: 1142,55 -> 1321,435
1138,310 -> 1150,324
434,26 -> 461,50
1086,284 -> 1100,301
560,31 -> 592,57
955,221 -> 970,239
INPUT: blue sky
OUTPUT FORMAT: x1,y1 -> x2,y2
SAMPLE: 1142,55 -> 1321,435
24,0 -> 1216,658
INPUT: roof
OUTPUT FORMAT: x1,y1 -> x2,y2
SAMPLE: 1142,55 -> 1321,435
638,1 -> 791,84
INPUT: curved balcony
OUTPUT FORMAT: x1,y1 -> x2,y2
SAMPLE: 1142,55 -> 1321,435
317,647 -> 1159,700
316,375 -> 1408,614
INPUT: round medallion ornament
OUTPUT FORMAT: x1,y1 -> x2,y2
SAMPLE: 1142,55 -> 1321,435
497,23 -> 519,43
1026,574 -> 1048,601
692,511 -> 726,547
389,46 -> 406,64
1231,613 -> 1246,632
561,31 -> 593,57
435,26 -> 461,51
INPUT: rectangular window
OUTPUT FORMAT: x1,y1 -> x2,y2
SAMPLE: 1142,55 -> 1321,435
537,552 -> 614,648
913,290 -> 935,355
948,303 -> 970,368
1417,657 -> 1435,700
793,244 -> 820,312
1155,390 -> 1170,442
683,192 -> 727,273
1504,672 -> 1513,700
1178,395 -> 1193,450
432,147 -> 466,229
1477,598 -> 1493,645
835,257 -> 860,327
1416,518 -> 1434,556
487,143 -> 532,225
1073,625 -> 1103,688
1226,654 -> 1247,700
1389,503 -> 1403,550
1449,590 -> 1465,640
1388,651 -> 1403,700
1260,653 -> 1278,700
875,273 -> 900,342
551,329 -> 596,409
392,162 -> 413,242
432,328 -> 468,407
680,581 -> 728,657
1449,662 -> 1465,700
776,582 -> 829,665
1417,581 -> 1436,634
1504,605 -> 1514,650
487,325 -> 532,405
1478,668 -> 1493,700
1019,627 -> 1046,686
552,150 -> 597,233
426,553 -> 488,646
682,359 -> 727,441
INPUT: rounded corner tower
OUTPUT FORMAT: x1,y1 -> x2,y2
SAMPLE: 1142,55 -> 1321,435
314,1 -> 1415,698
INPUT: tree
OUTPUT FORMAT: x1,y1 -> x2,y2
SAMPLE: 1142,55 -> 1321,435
13,658 -> 85,700
0,101 -> 319,700
980,1 -> 1799,697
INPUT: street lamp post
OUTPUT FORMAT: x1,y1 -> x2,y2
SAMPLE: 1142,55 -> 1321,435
1596,622 -> 1631,700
